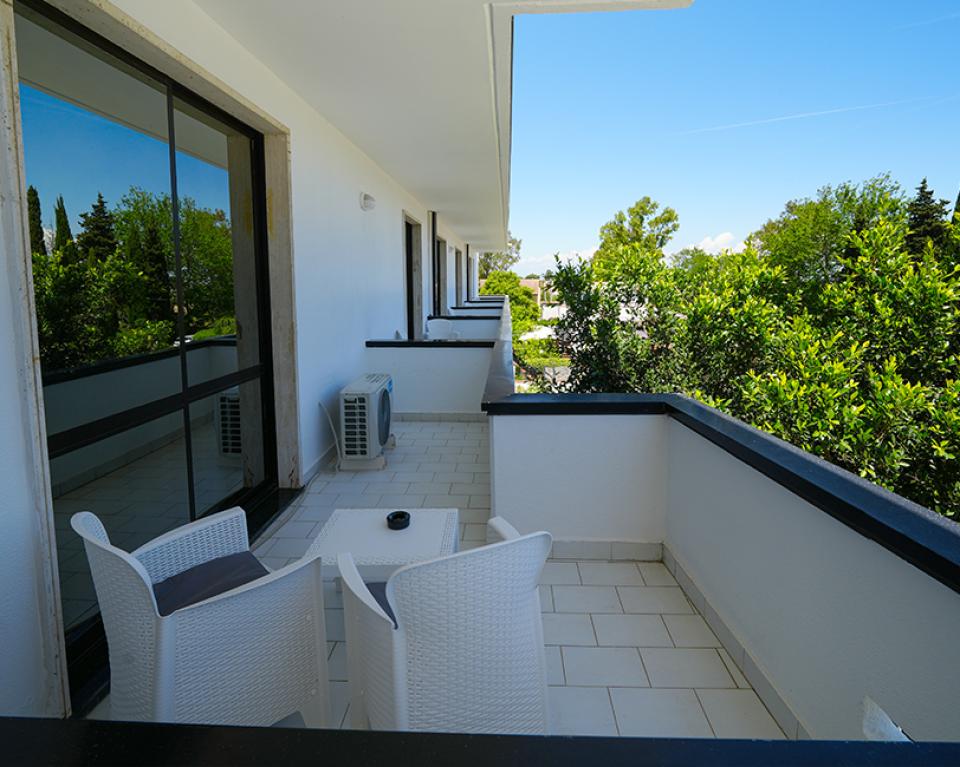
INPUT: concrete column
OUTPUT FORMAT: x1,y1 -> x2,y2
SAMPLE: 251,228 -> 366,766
263,133 -> 301,488
0,0 -> 69,716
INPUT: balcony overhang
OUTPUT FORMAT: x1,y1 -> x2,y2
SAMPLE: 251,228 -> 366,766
188,0 -> 693,250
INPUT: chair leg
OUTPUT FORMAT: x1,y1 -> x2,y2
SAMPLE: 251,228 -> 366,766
301,690 -> 330,729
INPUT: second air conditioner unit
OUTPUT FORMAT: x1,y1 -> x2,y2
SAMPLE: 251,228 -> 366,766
339,373 -> 394,470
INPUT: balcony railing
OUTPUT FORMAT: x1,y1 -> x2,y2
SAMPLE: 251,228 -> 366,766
364,296 -> 513,416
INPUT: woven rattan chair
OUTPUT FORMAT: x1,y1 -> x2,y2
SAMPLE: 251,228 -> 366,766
71,508 -> 329,727
339,516 -> 551,733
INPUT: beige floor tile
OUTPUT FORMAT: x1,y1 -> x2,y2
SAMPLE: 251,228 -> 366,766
618,586 -> 692,614
540,585 -> 554,612
542,613 -> 596,646
641,648 -> 734,689
611,688 -> 714,738
548,686 -> 618,736
578,562 -> 644,586
545,646 -> 565,685
562,647 -> 649,687
592,613 -> 673,647
697,689 -> 785,739
663,615 -> 721,647
718,649 -> 750,688
638,562 -> 678,586
540,562 -> 581,585
553,586 -> 623,613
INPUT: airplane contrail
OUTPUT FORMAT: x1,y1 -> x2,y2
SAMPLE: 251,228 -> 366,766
896,11 -> 960,30
677,96 -> 942,136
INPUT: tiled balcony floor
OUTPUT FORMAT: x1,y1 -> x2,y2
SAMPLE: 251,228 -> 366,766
254,419 -> 785,739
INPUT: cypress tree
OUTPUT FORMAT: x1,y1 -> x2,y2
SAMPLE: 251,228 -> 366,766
52,196 -> 72,254
77,192 -> 117,262
954,187 -> 960,222
905,178 -> 951,254
27,186 -> 46,256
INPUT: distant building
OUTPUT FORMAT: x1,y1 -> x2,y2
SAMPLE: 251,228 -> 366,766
519,278 -> 541,305
478,277 -> 556,307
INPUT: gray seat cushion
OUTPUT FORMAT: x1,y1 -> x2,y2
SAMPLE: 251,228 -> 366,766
365,581 -> 397,627
153,551 -> 268,616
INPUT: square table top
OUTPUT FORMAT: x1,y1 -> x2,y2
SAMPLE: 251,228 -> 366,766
306,508 -> 459,570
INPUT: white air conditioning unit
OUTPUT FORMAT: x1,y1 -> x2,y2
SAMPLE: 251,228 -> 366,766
215,386 -> 242,457
339,373 -> 394,469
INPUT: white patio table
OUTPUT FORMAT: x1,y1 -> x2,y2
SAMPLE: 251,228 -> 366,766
306,508 -> 460,581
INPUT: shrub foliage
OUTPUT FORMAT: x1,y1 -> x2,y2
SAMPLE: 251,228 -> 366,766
551,177 -> 960,519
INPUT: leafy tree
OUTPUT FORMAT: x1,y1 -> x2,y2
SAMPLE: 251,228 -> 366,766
31,250 -> 92,369
479,233 -> 521,278
27,186 -> 46,256
113,188 -> 234,332
110,320 -> 175,358
32,186 -> 236,372
77,192 -> 117,263
749,176 -> 904,313
177,199 -> 234,330
550,181 -> 960,520
138,219 -> 175,325
524,273 -> 540,280
905,178 -> 951,255
592,197 -> 679,281
480,270 -> 539,336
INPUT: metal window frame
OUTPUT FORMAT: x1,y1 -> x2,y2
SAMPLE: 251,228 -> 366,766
14,0 -> 281,714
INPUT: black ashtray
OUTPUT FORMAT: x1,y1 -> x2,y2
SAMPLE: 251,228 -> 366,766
387,510 -> 410,530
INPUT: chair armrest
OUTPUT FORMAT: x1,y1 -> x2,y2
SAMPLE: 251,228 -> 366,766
487,515 -> 521,543
133,507 -> 249,584
337,553 -> 395,626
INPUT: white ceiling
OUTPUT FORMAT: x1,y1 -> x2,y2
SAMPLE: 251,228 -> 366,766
192,0 -> 691,250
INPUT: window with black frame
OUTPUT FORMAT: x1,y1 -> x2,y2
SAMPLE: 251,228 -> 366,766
14,0 -> 277,710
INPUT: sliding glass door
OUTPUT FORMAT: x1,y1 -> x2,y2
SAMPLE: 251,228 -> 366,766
14,0 -> 277,710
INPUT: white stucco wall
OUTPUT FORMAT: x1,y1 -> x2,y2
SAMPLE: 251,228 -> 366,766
665,419 -> 960,741
438,317 -> 502,340
364,345 -> 492,415
489,414 -> 667,542
108,0 -> 473,481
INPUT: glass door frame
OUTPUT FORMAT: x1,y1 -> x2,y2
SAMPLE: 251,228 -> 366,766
16,0 -> 280,712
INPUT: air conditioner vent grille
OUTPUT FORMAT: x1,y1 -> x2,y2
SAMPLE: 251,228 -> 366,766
216,388 -> 242,455
343,395 -> 369,456
338,374 -> 392,462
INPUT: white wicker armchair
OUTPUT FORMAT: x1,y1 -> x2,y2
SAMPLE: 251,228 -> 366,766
338,516 -> 551,734
71,508 -> 329,727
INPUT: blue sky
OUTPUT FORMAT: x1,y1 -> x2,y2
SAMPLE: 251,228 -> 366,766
19,85 -> 229,233
510,0 -> 960,275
